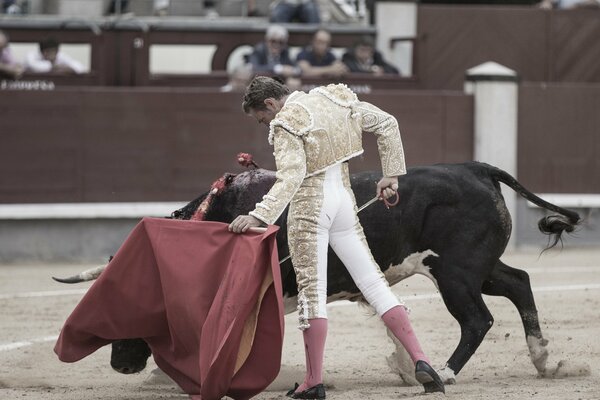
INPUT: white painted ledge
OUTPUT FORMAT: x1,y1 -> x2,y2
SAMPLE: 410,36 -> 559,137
528,194 -> 600,209
0,202 -> 187,220
0,195 -> 596,220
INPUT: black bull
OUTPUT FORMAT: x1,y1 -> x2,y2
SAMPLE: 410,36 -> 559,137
82,162 -> 580,381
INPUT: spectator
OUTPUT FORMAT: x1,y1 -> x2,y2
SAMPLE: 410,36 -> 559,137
296,29 -> 348,78
26,38 -> 85,75
248,0 -> 261,16
342,36 -> 399,76
154,0 -> 169,16
538,0 -> 600,8
0,30 -> 24,79
270,0 -> 321,23
107,0 -> 129,15
248,25 -> 299,78
107,0 -> 172,16
2,0 -> 27,14
203,0 -> 219,18
221,64 -> 253,92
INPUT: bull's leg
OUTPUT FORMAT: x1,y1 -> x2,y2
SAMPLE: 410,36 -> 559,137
481,261 -> 549,375
437,276 -> 494,384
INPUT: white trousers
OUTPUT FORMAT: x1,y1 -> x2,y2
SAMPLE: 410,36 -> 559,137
288,163 -> 400,328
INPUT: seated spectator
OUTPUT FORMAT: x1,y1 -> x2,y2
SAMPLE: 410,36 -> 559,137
538,0 -> 600,8
26,38 -> 85,75
221,64 -> 253,92
0,30 -> 24,79
296,29 -> 348,78
154,0 -> 169,16
2,0 -> 27,14
270,0 -> 320,23
107,0 -> 129,15
247,0 -> 261,16
203,0 -> 219,18
107,0 -> 172,16
342,36 -> 399,76
248,25 -> 299,78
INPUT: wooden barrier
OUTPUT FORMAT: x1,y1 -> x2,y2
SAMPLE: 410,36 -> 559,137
0,88 -> 473,203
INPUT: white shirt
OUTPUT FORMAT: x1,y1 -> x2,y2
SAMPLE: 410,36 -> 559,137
25,50 -> 85,74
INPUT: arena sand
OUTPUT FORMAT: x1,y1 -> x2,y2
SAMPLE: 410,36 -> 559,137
0,248 -> 598,399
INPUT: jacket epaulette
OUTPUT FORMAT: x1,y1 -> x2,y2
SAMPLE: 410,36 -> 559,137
311,83 -> 358,108
268,102 -> 313,145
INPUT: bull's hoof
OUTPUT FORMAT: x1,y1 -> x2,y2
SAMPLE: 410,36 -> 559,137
527,336 -> 549,373
437,366 -> 456,384
286,383 -> 326,399
415,360 -> 445,394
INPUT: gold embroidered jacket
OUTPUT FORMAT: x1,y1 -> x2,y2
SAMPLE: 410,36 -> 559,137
249,83 -> 406,225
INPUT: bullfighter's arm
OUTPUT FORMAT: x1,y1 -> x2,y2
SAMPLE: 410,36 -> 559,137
249,128 -> 307,225
354,101 -> 406,177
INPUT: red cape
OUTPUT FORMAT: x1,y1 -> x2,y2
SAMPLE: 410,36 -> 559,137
55,218 -> 284,400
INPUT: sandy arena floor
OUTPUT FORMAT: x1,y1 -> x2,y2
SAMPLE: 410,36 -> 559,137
1,247 -> 599,400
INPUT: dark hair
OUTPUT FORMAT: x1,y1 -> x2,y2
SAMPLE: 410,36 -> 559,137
242,75 -> 290,113
314,28 -> 331,37
39,38 -> 60,52
353,35 -> 375,49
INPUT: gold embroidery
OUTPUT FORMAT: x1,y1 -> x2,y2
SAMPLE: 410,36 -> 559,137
287,172 -> 325,326
354,101 -> 406,177
312,83 -> 358,107
268,85 -> 405,178
249,129 -> 307,225
268,102 -> 313,145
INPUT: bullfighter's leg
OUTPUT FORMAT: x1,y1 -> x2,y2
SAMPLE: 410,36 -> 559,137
287,172 -> 330,396
328,164 -> 444,393
436,274 -> 494,383
482,261 -> 549,375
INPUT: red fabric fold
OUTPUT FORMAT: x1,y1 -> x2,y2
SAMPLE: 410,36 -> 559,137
54,218 -> 284,400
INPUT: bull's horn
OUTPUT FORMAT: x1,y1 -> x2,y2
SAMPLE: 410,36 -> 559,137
52,265 -> 106,284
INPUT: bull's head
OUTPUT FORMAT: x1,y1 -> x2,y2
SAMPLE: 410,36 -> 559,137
52,163 -> 279,375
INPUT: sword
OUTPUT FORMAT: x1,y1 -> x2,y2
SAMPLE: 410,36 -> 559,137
249,186 -> 399,264
357,195 -> 380,213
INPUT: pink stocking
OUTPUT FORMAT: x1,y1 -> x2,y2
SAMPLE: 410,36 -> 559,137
382,305 -> 430,364
295,318 -> 328,393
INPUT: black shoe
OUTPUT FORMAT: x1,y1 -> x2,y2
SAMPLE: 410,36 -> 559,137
286,383 -> 326,399
415,360 -> 445,394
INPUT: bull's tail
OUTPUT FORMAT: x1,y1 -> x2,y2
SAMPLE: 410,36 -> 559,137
485,164 -> 581,249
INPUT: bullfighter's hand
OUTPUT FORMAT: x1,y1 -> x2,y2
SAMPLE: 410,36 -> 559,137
229,215 -> 263,233
376,176 -> 399,200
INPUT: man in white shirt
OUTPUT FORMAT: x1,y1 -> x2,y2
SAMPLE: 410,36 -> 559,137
0,29 -> 24,79
539,0 -> 600,7
26,38 -> 84,74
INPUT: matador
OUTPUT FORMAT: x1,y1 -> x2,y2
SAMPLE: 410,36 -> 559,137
229,76 -> 444,398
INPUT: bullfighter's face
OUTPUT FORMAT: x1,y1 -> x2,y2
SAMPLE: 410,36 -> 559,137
248,97 -> 284,126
